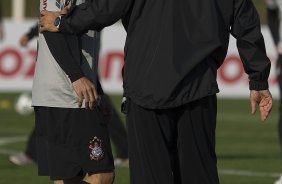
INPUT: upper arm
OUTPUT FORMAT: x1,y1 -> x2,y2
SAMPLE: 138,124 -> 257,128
231,0 -> 261,38
60,0 -> 132,34
42,31 -> 84,82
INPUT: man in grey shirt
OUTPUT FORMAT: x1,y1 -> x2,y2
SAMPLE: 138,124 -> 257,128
33,0 -> 115,183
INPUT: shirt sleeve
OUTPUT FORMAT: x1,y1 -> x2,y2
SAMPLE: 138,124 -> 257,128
59,0 -> 131,34
27,23 -> 39,40
42,32 -> 84,82
231,0 -> 271,91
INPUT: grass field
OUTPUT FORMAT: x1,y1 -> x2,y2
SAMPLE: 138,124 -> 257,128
0,93 -> 281,184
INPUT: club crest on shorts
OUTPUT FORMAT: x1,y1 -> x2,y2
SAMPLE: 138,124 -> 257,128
89,137 -> 104,161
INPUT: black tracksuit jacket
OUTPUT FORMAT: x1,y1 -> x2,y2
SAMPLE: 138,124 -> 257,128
58,0 -> 271,109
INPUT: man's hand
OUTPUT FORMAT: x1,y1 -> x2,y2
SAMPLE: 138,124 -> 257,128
19,35 -> 29,47
72,77 -> 99,110
40,8 -> 68,33
250,90 -> 272,121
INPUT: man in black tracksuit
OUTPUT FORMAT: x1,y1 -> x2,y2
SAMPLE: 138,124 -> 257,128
40,0 -> 273,183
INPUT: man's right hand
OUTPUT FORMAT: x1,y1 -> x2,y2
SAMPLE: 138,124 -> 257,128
19,35 -> 29,47
72,77 -> 99,110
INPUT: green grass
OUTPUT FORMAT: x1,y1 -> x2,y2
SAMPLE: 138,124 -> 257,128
0,93 -> 281,184
217,99 -> 281,184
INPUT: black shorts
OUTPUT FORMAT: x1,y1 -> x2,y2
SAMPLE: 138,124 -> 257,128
34,105 -> 114,180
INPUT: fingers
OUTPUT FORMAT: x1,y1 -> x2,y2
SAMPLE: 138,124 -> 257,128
77,92 -> 83,108
93,88 -> 100,105
41,10 -> 47,16
60,4 -> 71,15
259,97 -> 272,121
83,90 -> 90,110
250,99 -> 257,115
83,84 -> 99,110
60,9 -> 68,15
39,23 -> 59,33
87,86 -> 95,110
259,105 -> 269,121
73,78 -> 99,110
61,5 -> 70,15
39,15 -> 48,32
259,106 -> 266,121
40,26 -> 47,32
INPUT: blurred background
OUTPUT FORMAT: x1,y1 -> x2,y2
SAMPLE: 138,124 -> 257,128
0,0 -> 281,184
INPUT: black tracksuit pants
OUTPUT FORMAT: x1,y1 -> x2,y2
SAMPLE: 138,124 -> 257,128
127,95 -> 219,184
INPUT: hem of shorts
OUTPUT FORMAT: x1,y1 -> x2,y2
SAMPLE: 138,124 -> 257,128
83,166 -> 115,174
32,102 -> 80,108
49,166 -> 115,181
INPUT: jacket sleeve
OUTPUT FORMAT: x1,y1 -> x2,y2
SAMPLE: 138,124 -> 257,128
43,32 -> 84,82
59,0 -> 131,34
231,0 -> 271,90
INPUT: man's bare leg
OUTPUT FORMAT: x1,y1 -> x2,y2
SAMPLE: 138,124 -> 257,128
83,172 -> 115,184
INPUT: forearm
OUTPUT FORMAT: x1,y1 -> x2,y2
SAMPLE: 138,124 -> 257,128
232,0 -> 271,90
42,32 -> 84,82
59,0 -> 131,34
237,34 -> 271,90
27,23 -> 39,40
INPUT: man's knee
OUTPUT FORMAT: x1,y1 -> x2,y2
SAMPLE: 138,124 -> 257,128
84,172 -> 115,184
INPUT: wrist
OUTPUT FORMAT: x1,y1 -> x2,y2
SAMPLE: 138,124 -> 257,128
70,72 -> 84,83
54,16 -> 62,29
